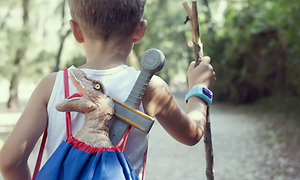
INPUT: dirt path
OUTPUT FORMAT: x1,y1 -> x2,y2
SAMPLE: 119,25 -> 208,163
0,95 -> 299,180
146,95 -> 300,180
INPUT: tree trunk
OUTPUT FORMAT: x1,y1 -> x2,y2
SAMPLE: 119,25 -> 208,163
7,0 -> 29,108
7,72 -> 21,108
54,29 -> 71,72
54,0 -> 70,72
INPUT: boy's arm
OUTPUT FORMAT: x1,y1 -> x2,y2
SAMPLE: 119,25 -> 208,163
142,57 -> 215,146
0,73 -> 56,180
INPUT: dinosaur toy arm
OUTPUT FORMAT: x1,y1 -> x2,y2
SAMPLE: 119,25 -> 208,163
56,97 -> 97,113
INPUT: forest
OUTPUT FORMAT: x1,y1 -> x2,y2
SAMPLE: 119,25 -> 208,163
0,0 -> 299,112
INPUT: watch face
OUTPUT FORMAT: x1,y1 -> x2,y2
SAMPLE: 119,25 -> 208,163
202,88 -> 213,99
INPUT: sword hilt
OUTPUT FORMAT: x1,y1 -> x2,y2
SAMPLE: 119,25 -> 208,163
125,49 -> 165,109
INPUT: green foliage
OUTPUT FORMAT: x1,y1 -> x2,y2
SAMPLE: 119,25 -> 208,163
65,55 -> 86,68
1,1 -> 47,80
135,0 -> 193,83
1,0 -> 299,106
0,0 -> 74,82
210,0 -> 300,104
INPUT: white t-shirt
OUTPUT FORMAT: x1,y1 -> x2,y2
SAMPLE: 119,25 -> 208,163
46,65 -> 148,177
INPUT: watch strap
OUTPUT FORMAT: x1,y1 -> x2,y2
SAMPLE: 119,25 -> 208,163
185,85 -> 213,106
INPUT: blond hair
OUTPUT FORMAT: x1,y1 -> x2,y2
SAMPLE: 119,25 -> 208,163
68,0 -> 146,40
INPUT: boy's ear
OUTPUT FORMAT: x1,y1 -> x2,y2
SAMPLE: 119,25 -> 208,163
133,20 -> 147,44
69,20 -> 84,43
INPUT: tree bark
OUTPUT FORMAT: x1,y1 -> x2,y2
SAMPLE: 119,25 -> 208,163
204,107 -> 214,180
54,29 -> 71,72
54,0 -> 70,72
7,0 -> 29,108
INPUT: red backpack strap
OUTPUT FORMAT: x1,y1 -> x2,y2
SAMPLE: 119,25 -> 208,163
115,126 -> 132,152
32,128 -> 47,180
137,102 -> 148,180
142,147 -> 148,180
63,68 -> 72,138
32,69 -> 71,180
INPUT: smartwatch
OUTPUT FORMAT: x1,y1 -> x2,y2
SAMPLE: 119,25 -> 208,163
185,85 -> 213,106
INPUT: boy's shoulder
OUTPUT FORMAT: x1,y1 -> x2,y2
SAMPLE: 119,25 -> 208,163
143,75 -> 171,104
43,72 -> 58,82
36,72 -> 58,104
40,72 -> 57,88
148,75 -> 168,90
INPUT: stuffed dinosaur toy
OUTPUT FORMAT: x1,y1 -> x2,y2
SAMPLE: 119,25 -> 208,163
55,68 -> 115,148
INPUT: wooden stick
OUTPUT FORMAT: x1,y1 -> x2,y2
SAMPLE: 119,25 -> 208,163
183,1 -> 203,66
183,1 -> 214,180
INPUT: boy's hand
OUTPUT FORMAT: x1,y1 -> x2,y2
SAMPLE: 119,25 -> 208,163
188,56 -> 216,90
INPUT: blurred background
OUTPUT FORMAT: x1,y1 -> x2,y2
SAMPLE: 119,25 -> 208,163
0,0 -> 299,179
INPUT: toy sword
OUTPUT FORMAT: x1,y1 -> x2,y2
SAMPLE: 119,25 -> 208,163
110,49 -> 165,145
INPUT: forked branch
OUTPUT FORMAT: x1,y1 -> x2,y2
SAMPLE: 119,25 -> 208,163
182,1 -> 203,66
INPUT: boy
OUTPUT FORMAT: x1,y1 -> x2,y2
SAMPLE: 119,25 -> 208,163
0,0 -> 216,179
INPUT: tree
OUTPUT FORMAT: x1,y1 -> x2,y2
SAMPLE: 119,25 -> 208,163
2,0 -> 78,109
209,0 -> 300,105
7,0 -> 30,108
54,0 -> 72,72
135,0 -> 192,84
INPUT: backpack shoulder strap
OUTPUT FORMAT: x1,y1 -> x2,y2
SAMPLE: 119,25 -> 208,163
63,68 -> 72,138
32,128 -> 47,180
32,68 -> 70,180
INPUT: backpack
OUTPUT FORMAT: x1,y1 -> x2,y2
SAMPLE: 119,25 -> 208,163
32,69 -> 142,180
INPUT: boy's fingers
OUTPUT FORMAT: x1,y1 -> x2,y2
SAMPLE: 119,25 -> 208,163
201,56 -> 211,64
189,61 -> 196,69
189,56 -> 211,69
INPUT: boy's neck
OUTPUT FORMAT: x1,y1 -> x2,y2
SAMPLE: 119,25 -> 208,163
79,36 -> 133,70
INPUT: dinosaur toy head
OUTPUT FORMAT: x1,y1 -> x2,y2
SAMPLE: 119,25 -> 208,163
56,68 -> 114,117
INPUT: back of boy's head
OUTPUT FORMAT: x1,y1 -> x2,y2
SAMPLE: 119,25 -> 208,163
68,0 -> 146,40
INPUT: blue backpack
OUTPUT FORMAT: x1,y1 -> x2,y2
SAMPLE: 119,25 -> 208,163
32,69 -> 139,180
